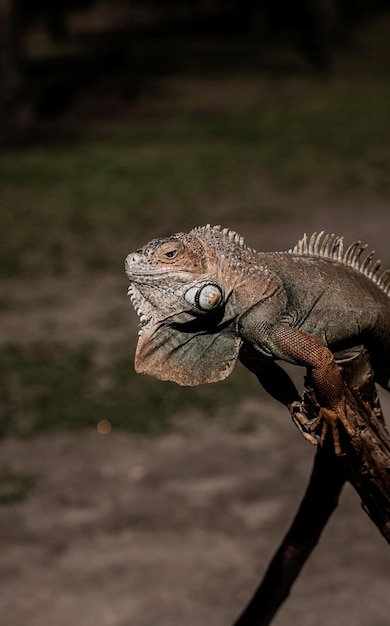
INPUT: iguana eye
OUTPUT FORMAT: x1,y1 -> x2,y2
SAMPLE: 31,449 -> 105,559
157,242 -> 183,262
185,283 -> 223,311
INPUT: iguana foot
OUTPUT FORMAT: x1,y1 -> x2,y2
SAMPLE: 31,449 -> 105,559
289,402 -> 320,447
290,401 -> 356,455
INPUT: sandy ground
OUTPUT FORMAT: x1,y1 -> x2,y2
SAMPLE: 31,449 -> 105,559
1,398 -> 390,626
1,203 -> 390,626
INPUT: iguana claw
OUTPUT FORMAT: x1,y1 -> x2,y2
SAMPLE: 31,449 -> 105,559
289,401 -> 356,455
289,402 -> 321,447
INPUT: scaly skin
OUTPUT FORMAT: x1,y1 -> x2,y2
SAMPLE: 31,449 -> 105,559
125,226 -> 390,454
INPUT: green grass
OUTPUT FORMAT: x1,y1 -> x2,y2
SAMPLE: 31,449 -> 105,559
0,342 -> 263,437
1,82 -> 389,278
0,469 -> 34,504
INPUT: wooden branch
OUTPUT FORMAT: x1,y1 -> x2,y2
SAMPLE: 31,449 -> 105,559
307,347 -> 390,542
233,346 -> 390,626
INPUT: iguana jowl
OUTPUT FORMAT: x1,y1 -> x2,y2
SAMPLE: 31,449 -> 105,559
125,226 -> 390,453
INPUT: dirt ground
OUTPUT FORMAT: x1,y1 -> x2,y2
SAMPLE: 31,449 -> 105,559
1,399 -> 390,626
1,205 -> 390,626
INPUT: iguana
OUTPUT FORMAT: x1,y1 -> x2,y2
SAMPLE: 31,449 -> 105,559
125,226 -> 390,454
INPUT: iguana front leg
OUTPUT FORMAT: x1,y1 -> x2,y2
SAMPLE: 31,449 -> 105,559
240,319 -> 355,455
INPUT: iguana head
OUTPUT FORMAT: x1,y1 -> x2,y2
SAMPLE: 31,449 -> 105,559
125,225 -> 248,386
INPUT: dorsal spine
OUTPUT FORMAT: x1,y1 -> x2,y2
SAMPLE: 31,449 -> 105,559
290,231 -> 390,296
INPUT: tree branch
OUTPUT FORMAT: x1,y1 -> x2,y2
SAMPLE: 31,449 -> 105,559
233,346 -> 390,626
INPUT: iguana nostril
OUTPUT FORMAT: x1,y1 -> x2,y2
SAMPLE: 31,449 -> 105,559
125,252 -> 142,274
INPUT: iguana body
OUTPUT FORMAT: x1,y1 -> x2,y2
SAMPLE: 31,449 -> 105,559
125,226 -> 390,453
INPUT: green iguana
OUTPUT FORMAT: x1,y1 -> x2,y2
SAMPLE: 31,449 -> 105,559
125,226 -> 390,454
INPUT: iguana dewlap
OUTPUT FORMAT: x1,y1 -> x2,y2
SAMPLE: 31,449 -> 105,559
125,226 -> 390,453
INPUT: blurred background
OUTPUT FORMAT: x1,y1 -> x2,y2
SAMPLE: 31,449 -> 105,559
1,1 -> 390,625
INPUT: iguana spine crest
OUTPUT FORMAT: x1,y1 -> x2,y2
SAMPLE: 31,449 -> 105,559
197,225 -> 390,296
289,231 -> 390,296
194,224 -> 252,251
